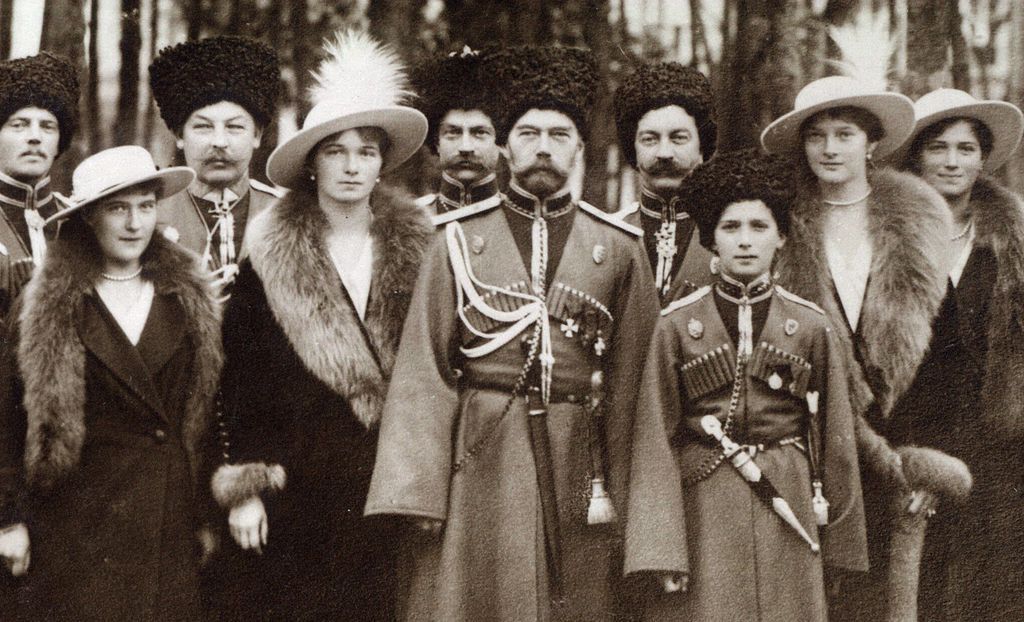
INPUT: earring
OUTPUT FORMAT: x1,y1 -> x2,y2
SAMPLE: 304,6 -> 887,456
310,174 -> 316,181
866,152 -> 876,168
376,177 -> 381,183
709,256 -> 720,275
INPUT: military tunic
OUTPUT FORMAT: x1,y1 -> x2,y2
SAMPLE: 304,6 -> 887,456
624,278 -> 867,622
419,171 -> 502,220
0,172 -> 59,318
366,184 -> 660,621
615,188 -> 714,307
156,176 -> 281,273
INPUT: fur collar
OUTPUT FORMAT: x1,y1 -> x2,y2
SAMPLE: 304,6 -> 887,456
969,176 -> 1024,437
776,168 -> 951,418
17,232 -> 223,490
245,184 -> 430,428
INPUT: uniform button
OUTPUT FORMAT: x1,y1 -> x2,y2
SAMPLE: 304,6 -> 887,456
154,429 -> 167,443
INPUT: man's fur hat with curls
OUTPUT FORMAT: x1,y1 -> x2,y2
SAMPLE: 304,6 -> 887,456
489,45 -> 598,144
148,35 -> 280,132
614,62 -> 717,167
413,46 -> 499,154
0,52 -> 79,154
684,148 -> 794,249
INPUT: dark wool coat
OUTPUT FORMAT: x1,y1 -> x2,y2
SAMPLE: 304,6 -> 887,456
774,168 -> 956,620
365,202 -> 660,622
0,232 -> 223,622
892,176 -> 1024,622
210,185 -> 430,621
625,287 -> 866,622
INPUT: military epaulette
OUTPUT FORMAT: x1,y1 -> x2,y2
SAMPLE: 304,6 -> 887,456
430,194 -> 503,227
249,178 -> 285,199
578,200 -> 643,237
774,285 -> 825,315
660,285 -> 711,316
611,201 -> 639,219
415,193 -> 437,209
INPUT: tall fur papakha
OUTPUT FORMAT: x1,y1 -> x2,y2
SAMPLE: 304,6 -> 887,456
0,52 -> 80,154
614,61 -> 718,166
16,231 -> 223,491
413,46 -> 499,153
234,183 -> 428,431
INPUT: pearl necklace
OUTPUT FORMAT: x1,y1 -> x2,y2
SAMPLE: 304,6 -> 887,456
823,189 -> 872,207
950,220 -> 973,242
101,267 -> 143,282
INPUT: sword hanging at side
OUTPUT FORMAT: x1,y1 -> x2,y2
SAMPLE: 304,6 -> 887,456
528,386 -> 564,602
701,415 -> 819,552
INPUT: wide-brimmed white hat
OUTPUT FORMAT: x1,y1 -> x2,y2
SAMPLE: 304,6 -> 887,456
892,88 -> 1024,172
266,30 -> 427,189
47,145 -> 194,225
760,76 -> 915,159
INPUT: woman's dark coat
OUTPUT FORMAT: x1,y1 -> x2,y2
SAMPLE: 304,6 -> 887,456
0,231 -> 223,621
210,185 -> 430,621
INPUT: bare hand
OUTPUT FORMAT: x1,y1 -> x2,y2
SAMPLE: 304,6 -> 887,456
410,518 -> 443,538
660,572 -> 687,593
906,489 -> 938,517
0,523 -> 30,576
229,496 -> 267,553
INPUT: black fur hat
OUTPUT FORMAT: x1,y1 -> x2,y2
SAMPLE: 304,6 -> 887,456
489,45 -> 598,144
685,148 -> 795,249
0,53 -> 79,154
414,46 -> 499,154
149,35 -> 280,132
614,62 -> 717,167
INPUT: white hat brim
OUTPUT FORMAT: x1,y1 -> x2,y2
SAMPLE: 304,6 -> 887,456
891,101 -> 1024,172
266,107 -> 428,188
46,167 -> 196,225
761,92 -> 916,160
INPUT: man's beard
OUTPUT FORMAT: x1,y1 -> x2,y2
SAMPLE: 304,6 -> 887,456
514,163 -> 568,198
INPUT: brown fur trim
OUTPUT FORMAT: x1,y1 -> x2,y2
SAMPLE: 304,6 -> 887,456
896,446 -> 973,503
777,168 -> 950,419
245,183 -> 430,428
970,176 -> 1024,438
210,462 -> 286,509
17,233 -> 223,490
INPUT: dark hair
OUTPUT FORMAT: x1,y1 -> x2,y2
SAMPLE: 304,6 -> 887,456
799,106 -> 885,144
903,116 -> 994,173
295,126 -> 390,194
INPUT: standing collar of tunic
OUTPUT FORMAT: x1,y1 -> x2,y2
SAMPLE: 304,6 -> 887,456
638,186 -> 687,221
0,169 -> 52,211
714,270 -> 773,304
505,181 -> 573,219
438,171 -> 499,210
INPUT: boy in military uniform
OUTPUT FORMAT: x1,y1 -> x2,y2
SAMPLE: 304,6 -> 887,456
366,45 -> 662,621
624,149 -> 867,622
413,46 -> 503,220
0,53 -> 78,317
148,36 -> 282,290
613,62 -> 717,305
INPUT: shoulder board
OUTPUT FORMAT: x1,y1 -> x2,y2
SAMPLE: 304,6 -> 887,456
578,201 -> 643,237
415,193 -> 437,208
249,178 -> 285,199
430,194 -> 502,227
774,285 -> 825,315
661,285 -> 712,316
611,201 -> 639,219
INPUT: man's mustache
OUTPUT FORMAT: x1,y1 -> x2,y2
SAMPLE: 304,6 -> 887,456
643,160 -> 688,178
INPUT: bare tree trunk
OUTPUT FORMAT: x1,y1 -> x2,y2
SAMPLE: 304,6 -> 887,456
189,0 -> 203,40
904,0 -> 953,97
88,0 -> 102,152
1007,0 -> 1024,195
947,0 -> 971,92
143,0 -> 160,148
510,0 -> 549,44
0,0 -> 12,59
367,0 -> 422,61
116,0 -> 142,146
581,0 -> 612,211
40,0 -> 87,189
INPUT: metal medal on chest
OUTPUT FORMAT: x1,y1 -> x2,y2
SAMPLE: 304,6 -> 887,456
785,318 -> 799,336
769,372 -> 784,390
592,244 -> 606,264
471,235 -> 486,255
687,317 -> 704,339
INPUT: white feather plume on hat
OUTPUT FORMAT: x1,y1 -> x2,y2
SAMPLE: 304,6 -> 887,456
308,30 -> 415,109
265,29 -> 427,188
827,10 -> 895,90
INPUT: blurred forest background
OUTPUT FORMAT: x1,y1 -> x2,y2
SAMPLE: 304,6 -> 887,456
2,0 -> 1023,210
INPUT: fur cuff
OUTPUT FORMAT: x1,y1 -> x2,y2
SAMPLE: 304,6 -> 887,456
855,416 -> 907,489
896,446 -> 973,503
211,462 -> 286,510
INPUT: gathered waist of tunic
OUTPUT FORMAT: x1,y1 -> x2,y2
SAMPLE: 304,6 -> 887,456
460,362 -> 593,401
